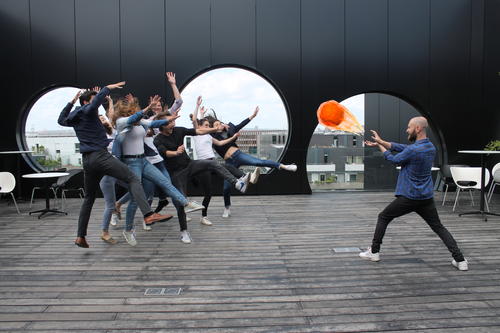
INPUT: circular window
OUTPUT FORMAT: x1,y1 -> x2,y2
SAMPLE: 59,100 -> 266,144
178,67 -> 289,174
24,87 -> 106,171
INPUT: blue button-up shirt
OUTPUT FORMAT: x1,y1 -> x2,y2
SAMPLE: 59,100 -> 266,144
383,138 -> 435,200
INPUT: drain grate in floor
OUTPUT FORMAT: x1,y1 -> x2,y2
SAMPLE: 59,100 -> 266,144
144,287 -> 182,296
332,247 -> 360,253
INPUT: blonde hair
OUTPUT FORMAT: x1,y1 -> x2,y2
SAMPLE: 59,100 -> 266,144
111,97 -> 141,128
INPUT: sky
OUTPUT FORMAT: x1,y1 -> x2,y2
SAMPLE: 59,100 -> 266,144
26,67 -> 364,132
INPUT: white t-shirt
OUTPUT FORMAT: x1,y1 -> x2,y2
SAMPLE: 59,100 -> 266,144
193,134 -> 215,160
145,136 -> 163,164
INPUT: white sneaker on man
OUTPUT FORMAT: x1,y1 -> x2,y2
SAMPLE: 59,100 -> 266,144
222,208 -> 231,218
200,216 -> 212,226
180,230 -> 193,244
123,229 -> 137,246
110,213 -> 118,227
359,246 -> 380,262
283,164 -> 297,172
186,217 -> 192,222
250,167 -> 261,184
142,220 -> 151,231
452,259 -> 468,271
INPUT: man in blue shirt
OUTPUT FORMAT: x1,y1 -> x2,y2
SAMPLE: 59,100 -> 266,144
58,82 -> 173,248
359,117 -> 468,271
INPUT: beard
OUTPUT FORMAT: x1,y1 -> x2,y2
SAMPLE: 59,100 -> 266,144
408,130 -> 417,142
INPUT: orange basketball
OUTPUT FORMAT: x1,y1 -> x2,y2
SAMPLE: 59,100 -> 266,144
317,100 -> 364,135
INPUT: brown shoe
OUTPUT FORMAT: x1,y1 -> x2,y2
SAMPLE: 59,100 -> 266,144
75,237 -> 89,248
144,213 -> 173,225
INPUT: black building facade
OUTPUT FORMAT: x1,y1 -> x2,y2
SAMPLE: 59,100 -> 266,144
1,0 -> 499,196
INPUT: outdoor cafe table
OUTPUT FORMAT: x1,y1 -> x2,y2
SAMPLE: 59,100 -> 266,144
22,172 -> 69,219
458,150 -> 500,221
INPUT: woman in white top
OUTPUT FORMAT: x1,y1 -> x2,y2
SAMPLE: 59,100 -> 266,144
110,94 -> 203,246
191,96 -> 243,225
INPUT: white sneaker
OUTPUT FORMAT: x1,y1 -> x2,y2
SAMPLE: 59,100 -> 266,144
180,230 -> 192,244
283,164 -> 297,172
359,246 -> 380,262
222,208 -> 231,218
235,173 -> 250,193
185,202 -> 204,214
186,217 -> 192,222
142,220 -> 151,231
110,213 -> 118,227
452,259 -> 468,271
200,216 -> 212,226
123,229 -> 137,246
250,167 -> 261,184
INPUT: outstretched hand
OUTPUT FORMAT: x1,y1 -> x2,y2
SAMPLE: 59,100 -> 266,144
200,106 -> 206,118
370,130 -> 382,144
167,109 -> 181,123
146,95 -> 161,112
71,90 -> 84,104
125,93 -> 134,103
166,72 -> 176,85
196,95 -> 202,106
92,86 -> 101,93
107,81 -> 125,90
249,106 -> 259,120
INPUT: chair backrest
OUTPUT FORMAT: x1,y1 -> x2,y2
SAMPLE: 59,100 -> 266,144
52,169 -> 82,188
61,169 -> 84,190
438,164 -> 469,179
0,172 -> 16,193
494,168 -> 500,182
450,167 -> 490,189
491,162 -> 500,180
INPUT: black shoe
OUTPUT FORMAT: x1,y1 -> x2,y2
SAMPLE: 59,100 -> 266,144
154,199 -> 169,213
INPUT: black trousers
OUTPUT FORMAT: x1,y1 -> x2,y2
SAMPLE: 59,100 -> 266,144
371,195 -> 465,262
78,150 -> 151,237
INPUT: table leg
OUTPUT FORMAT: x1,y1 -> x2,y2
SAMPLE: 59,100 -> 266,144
28,177 -> 67,219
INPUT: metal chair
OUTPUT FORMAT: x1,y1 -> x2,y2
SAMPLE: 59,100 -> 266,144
437,164 -> 469,206
0,172 -> 20,214
29,168 -> 67,208
487,162 -> 500,203
51,169 -> 85,211
450,166 -> 490,212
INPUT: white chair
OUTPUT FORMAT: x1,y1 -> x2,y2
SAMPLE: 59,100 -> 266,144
0,172 -> 20,214
450,167 -> 490,212
487,162 -> 500,203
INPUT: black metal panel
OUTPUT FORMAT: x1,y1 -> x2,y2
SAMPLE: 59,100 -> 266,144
345,0 -> 388,95
388,0 -> 430,110
256,0 -> 301,146
120,0 -> 166,103
75,0 -> 121,88
30,0 -> 76,89
0,0 -> 32,152
429,0 -> 472,161
301,0 -> 345,149
165,0 -> 211,102
211,0 -> 256,67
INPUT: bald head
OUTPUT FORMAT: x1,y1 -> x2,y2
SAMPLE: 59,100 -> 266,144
411,117 -> 428,134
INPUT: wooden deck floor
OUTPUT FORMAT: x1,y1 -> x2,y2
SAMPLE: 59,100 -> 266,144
1,191 -> 500,332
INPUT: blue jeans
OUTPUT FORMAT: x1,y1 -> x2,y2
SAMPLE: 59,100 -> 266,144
123,157 -> 189,231
99,175 -> 130,231
143,162 -> 169,206
223,149 -> 282,207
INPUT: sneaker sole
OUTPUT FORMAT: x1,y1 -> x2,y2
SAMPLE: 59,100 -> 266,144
185,206 -> 204,214
359,254 -> 380,262
250,168 -> 261,184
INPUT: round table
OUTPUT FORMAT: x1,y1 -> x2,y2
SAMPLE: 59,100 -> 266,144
23,172 -> 69,219
458,150 -> 500,221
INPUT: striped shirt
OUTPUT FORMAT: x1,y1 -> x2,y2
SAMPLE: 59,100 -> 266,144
383,138 -> 435,200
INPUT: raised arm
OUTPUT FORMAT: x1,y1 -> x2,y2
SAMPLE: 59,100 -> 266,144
166,72 -> 181,100
105,96 -> 114,120
248,106 -> 259,120
212,132 -> 240,146
191,96 -> 202,129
